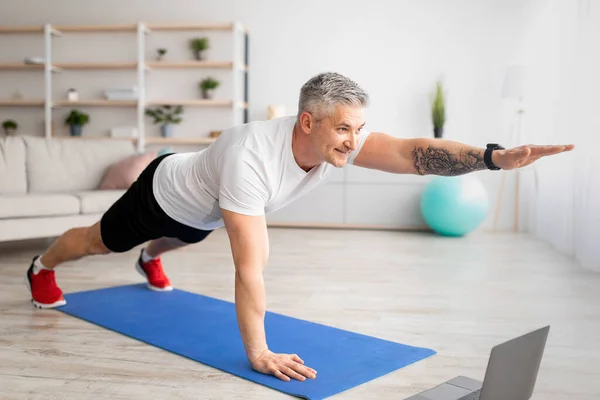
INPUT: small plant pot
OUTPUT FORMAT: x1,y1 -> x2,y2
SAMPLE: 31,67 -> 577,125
194,50 -> 205,61
201,89 -> 215,100
161,124 -> 173,137
156,49 -> 167,61
70,124 -> 83,136
3,127 -> 16,135
434,127 -> 444,138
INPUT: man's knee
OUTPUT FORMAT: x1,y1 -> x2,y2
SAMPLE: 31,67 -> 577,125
84,222 -> 111,255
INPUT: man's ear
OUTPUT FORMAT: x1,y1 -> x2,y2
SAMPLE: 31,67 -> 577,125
299,111 -> 313,134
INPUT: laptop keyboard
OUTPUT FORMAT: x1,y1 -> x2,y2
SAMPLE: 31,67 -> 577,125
458,389 -> 481,400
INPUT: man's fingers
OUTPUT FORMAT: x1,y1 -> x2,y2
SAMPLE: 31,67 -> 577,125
254,353 -> 317,382
273,369 -> 291,382
296,364 -> 317,379
287,354 -> 317,377
290,354 -> 304,364
282,366 -> 307,381
284,359 -> 316,379
526,145 -> 569,156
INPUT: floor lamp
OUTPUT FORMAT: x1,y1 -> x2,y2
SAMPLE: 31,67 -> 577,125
493,65 -> 526,232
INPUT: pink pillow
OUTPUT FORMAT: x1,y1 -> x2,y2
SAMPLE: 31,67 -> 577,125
98,151 -> 157,190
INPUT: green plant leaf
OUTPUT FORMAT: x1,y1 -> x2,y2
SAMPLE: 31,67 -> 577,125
431,80 -> 446,129
144,105 -> 185,125
2,119 -> 17,129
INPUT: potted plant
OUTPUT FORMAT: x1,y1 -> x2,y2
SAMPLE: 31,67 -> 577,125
2,119 -> 17,135
65,110 -> 89,136
431,80 -> 446,138
156,48 -> 167,61
145,105 -> 183,137
189,37 -> 209,61
199,77 -> 220,99
67,88 -> 78,101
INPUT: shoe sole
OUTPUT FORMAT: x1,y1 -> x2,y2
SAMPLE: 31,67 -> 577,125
135,262 -> 173,292
23,272 -> 67,309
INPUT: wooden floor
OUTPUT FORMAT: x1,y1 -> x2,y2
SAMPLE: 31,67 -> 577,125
0,228 -> 598,399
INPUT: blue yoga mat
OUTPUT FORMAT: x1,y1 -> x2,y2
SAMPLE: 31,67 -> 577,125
58,284 -> 436,399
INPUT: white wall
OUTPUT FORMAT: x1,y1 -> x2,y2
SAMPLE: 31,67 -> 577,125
0,0 -> 543,230
516,0 -> 600,271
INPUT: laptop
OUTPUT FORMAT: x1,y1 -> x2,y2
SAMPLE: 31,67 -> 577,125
405,325 -> 550,400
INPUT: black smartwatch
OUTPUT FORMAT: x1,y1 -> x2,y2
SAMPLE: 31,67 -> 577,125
484,143 -> 504,170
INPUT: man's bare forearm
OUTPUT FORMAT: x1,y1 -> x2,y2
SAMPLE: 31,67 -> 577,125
409,138 -> 487,176
235,268 -> 268,362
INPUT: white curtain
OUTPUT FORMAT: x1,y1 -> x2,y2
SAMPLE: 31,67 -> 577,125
520,0 -> 600,271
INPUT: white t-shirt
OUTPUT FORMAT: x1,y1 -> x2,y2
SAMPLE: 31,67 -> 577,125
152,116 -> 371,230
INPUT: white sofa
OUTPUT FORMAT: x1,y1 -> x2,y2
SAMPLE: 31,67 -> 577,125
0,136 -> 137,243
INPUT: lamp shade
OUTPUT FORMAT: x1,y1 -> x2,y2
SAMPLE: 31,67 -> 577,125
501,65 -> 526,99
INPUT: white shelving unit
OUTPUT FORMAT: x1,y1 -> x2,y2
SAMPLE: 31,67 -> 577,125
0,22 -> 249,152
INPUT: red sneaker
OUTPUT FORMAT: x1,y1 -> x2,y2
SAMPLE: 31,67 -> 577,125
25,256 -> 67,308
135,249 -> 173,291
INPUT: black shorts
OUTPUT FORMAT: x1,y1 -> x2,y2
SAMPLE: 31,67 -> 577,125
100,153 -> 213,253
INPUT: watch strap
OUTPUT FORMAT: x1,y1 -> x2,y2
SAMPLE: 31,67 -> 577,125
484,143 -> 504,170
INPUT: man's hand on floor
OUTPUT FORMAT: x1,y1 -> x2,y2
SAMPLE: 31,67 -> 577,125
250,349 -> 317,382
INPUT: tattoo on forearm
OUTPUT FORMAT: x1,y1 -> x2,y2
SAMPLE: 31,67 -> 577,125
411,146 -> 486,176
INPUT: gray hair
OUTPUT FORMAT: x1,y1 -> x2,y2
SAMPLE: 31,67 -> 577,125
297,72 -> 369,121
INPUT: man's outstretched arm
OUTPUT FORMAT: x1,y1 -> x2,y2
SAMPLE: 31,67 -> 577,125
221,208 -> 317,382
221,209 -> 269,361
352,132 -> 574,175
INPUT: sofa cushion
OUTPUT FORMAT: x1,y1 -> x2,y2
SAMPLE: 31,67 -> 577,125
0,136 -> 27,195
98,151 -> 157,190
23,136 -> 136,193
74,190 -> 126,214
0,193 -> 80,219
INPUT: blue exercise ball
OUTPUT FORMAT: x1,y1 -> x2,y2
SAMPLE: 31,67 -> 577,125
420,175 -> 489,237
